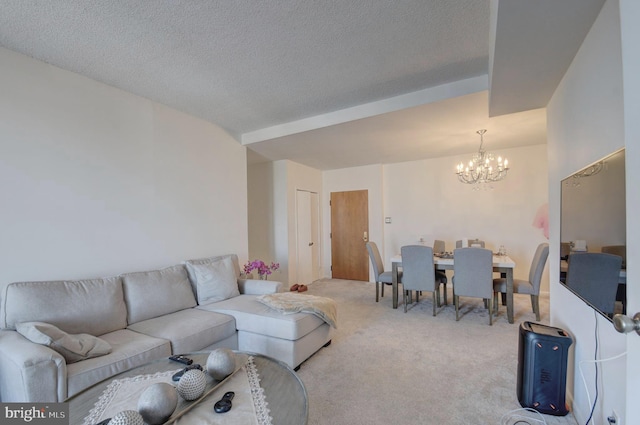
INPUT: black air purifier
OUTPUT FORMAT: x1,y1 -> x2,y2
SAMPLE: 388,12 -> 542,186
517,321 -> 573,416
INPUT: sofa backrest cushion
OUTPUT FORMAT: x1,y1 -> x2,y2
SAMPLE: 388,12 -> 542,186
185,256 -> 240,304
121,264 -> 196,324
184,254 -> 240,298
1,277 -> 127,335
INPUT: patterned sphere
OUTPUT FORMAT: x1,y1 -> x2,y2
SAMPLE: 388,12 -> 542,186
206,348 -> 236,380
177,369 -> 207,400
137,382 -> 178,424
109,410 -> 145,425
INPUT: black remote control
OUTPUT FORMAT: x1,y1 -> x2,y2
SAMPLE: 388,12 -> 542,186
95,419 -> 111,425
214,391 -> 235,413
172,363 -> 203,381
169,354 -> 193,365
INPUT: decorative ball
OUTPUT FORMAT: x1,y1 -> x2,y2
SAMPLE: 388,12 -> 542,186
177,369 -> 207,401
109,410 -> 145,425
137,382 -> 178,424
206,348 -> 236,380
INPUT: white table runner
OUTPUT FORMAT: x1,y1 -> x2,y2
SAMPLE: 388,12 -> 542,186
83,356 -> 272,425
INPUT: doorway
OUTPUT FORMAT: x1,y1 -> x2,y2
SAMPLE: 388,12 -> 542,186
330,190 -> 369,281
296,190 -> 320,285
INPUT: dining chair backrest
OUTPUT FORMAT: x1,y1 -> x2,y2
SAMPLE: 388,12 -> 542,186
433,239 -> 446,254
453,247 -> 493,299
366,241 -> 385,281
528,243 -> 550,293
601,245 -> 626,268
469,239 -> 485,248
565,252 -> 622,315
456,239 -> 485,248
400,245 -> 436,292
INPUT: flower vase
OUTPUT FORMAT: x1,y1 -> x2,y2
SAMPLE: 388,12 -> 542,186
259,274 -> 268,280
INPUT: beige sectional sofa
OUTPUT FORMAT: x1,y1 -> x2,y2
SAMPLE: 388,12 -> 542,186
0,254 -> 332,402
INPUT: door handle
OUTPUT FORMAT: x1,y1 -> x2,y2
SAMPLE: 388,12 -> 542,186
363,231 -> 368,242
308,242 -> 314,246
613,313 -> 640,335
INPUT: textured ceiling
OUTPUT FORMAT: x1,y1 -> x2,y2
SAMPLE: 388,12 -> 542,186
0,1 -> 604,170
0,0 -> 488,137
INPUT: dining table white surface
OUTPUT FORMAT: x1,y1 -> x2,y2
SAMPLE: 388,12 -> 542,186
390,253 -> 517,323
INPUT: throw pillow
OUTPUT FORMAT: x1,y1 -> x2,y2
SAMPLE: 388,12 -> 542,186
186,256 -> 239,304
16,321 -> 112,364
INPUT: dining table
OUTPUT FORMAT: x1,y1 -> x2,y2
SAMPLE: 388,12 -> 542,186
391,252 -> 517,324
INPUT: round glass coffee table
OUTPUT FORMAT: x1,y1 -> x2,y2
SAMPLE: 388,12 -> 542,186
67,351 -> 308,425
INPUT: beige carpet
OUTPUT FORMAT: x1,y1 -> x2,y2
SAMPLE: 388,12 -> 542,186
295,279 -> 578,425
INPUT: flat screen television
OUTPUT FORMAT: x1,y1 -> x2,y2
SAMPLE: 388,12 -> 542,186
560,148 -> 626,321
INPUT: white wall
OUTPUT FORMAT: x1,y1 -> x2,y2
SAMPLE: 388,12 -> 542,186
383,144 -> 548,287
0,47 -> 248,286
547,1 -> 629,423
247,159 -> 322,285
247,162 -> 276,265
320,145 -> 549,291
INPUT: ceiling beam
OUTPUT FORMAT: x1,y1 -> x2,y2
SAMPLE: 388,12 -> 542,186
242,75 -> 487,145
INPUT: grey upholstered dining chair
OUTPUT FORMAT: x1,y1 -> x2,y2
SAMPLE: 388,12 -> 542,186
400,245 -> 443,315
432,239 -> 449,304
601,245 -> 626,268
453,247 -> 494,325
433,239 -> 446,254
366,241 -> 401,302
455,239 -> 485,248
493,243 -> 549,321
565,252 -> 623,316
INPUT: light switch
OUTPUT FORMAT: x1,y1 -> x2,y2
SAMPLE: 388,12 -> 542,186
385,217 -> 391,224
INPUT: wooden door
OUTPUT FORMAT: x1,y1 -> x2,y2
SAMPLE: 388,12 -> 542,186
330,190 -> 369,281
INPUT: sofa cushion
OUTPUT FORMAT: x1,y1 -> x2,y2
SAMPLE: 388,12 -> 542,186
1,277 -> 127,336
197,295 -> 324,341
185,256 -> 240,304
121,265 -> 196,324
185,254 -> 241,276
16,321 -> 112,364
184,254 -> 241,298
66,329 -> 171,399
127,308 -> 237,354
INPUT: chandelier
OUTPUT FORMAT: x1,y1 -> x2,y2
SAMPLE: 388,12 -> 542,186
455,129 -> 509,185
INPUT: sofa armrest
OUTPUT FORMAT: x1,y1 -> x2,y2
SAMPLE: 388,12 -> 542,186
0,330 -> 67,402
237,279 -> 284,295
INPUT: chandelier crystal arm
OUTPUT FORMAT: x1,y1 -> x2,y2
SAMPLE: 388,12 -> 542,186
455,129 -> 509,186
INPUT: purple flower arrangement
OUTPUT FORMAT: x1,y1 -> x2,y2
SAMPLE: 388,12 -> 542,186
243,260 -> 280,279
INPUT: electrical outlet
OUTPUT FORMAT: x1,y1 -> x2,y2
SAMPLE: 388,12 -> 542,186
607,410 -> 620,425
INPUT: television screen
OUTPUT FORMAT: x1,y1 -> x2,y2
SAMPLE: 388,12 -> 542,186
560,149 -> 626,320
